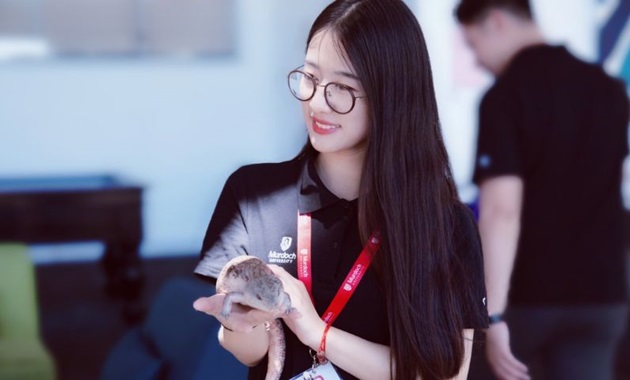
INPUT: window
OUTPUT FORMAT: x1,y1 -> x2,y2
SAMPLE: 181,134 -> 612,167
0,0 -> 236,60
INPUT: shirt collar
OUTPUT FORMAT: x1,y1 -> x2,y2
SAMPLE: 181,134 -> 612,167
298,153 -> 342,214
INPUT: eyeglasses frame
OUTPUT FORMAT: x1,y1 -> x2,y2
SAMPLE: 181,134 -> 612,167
287,66 -> 366,115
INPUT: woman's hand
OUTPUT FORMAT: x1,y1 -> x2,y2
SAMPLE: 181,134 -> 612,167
194,293 -> 283,367
193,294 -> 281,333
268,265 -> 326,349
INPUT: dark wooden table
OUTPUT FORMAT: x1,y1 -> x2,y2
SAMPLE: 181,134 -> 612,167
0,174 -> 146,322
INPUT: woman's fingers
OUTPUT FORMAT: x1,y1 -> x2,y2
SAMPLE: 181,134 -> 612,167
193,294 -> 225,316
192,294 -> 251,332
268,264 -> 290,281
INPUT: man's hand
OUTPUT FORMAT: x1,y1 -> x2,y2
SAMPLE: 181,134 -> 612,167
485,322 -> 530,380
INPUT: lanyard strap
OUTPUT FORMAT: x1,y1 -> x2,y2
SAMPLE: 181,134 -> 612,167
296,212 -> 380,326
297,212 -> 314,299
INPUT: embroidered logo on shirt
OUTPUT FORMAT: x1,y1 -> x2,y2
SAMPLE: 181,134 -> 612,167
268,236 -> 297,264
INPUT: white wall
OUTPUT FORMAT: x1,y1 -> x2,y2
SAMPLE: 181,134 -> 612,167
0,0 -> 327,260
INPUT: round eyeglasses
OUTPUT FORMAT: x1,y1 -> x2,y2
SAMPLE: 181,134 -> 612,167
287,68 -> 365,115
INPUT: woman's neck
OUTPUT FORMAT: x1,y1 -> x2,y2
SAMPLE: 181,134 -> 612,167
315,151 -> 365,201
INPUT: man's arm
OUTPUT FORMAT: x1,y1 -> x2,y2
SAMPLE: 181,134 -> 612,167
478,175 -> 523,315
478,175 -> 530,380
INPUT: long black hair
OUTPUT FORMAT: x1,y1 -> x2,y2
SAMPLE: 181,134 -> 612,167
298,1 -> 467,378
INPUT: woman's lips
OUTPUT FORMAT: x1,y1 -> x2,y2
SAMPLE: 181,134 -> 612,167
312,117 -> 340,135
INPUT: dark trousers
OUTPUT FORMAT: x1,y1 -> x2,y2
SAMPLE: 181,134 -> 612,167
469,304 -> 629,380
616,310 -> 630,380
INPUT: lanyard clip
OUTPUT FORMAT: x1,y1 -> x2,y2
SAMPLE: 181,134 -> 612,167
309,348 -> 319,370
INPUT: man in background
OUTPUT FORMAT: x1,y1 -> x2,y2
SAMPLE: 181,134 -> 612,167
454,0 -> 630,379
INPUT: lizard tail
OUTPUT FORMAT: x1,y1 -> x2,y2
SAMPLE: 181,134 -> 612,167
265,319 -> 286,380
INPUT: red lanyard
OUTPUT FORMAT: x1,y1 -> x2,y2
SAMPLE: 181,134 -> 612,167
297,212 -> 380,326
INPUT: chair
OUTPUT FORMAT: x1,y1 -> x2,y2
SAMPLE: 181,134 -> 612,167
0,243 -> 56,380
101,276 -> 247,380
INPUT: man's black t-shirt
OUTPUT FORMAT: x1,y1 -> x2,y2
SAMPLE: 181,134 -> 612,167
196,154 -> 488,379
473,44 -> 629,306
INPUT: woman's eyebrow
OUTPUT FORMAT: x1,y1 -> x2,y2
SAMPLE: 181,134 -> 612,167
304,60 -> 359,81
336,70 -> 360,81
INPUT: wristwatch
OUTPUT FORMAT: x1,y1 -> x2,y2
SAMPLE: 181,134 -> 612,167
488,313 -> 504,325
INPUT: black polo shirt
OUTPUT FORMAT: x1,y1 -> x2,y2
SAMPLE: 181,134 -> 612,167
473,44 -> 629,306
196,154 -> 488,380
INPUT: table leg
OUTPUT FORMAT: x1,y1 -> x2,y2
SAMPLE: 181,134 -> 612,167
101,241 -> 146,324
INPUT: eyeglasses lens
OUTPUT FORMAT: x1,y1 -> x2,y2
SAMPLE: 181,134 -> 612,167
288,70 -> 356,114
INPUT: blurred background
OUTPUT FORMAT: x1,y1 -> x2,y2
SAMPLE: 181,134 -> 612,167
0,0 -> 628,379
0,0 -> 622,260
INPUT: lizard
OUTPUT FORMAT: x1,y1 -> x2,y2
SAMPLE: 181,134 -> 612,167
215,255 -> 294,380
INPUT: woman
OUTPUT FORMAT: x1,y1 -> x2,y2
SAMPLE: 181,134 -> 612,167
193,1 -> 488,379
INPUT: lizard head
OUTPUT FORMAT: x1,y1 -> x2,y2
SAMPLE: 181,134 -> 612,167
246,275 -> 293,316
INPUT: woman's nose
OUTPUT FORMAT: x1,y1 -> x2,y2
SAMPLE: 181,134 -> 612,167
308,85 -> 332,113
